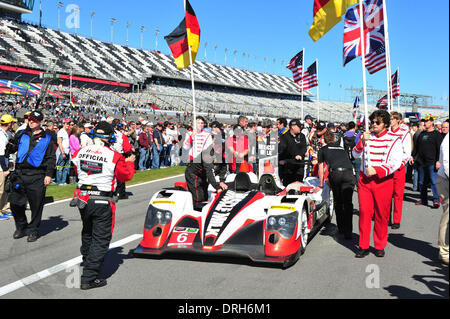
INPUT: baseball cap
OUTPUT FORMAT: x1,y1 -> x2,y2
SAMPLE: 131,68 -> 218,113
262,119 -> 272,128
84,123 -> 93,128
23,111 -> 32,119
0,114 -> 17,124
317,121 -> 327,130
28,110 -> 44,122
327,122 -> 335,128
424,115 -> 436,122
95,121 -> 114,136
289,119 -> 301,127
304,115 -> 314,121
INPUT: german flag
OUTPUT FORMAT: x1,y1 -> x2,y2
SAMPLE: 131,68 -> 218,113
165,0 -> 200,69
309,0 -> 358,42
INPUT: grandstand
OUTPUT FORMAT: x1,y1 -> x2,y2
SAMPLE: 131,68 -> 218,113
0,15 -> 448,122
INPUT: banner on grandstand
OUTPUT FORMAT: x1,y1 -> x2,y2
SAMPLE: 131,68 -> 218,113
164,0 -> 200,69
309,0 -> 359,42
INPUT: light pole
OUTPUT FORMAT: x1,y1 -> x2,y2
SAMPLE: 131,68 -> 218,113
204,42 -> 208,61
74,6 -> 80,36
110,18 -> 117,44
242,52 -> 246,69
273,58 -> 276,74
264,57 -> 267,73
255,54 -> 258,72
90,12 -> 95,39
155,29 -> 160,51
57,2 -> 63,32
247,53 -> 251,71
233,50 -> 237,67
214,45 -> 218,64
140,26 -> 145,50
224,48 -> 228,66
126,22 -> 131,47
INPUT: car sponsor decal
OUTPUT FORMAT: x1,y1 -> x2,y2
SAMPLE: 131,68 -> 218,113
204,190 -> 263,245
152,200 -> 176,205
168,228 -> 199,247
269,205 -> 296,211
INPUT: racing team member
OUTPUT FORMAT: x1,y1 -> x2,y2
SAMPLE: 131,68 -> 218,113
352,110 -> 403,258
278,119 -> 307,186
210,121 -> 227,185
9,110 -> 55,242
389,112 -> 412,229
71,121 -> 136,290
317,130 -> 355,240
308,121 -> 327,176
257,119 -> 278,174
184,116 -> 227,210
111,120 -> 133,200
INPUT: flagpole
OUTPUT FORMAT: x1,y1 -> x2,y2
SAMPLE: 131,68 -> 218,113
301,48 -> 305,120
184,0 -> 197,132
396,67 -> 400,112
383,0 -> 393,112
359,0 -> 369,132
316,59 -> 320,121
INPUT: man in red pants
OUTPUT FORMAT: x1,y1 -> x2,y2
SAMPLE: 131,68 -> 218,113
352,110 -> 403,258
389,112 -> 412,229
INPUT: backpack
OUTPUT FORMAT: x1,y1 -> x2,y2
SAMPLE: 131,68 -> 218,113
343,132 -> 357,161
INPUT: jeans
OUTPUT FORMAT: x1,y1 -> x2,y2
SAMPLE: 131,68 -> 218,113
56,154 -> 70,185
139,148 -> 149,170
418,164 -> 440,204
152,147 -> 161,169
412,163 -> 419,191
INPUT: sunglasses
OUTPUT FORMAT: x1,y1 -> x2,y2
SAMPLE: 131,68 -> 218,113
370,121 -> 383,126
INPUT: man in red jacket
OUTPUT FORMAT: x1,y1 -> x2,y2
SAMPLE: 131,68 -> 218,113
71,121 -> 136,290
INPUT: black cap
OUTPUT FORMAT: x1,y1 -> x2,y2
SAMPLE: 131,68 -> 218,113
304,115 -> 314,121
327,122 -> 335,128
317,121 -> 327,130
289,119 -> 301,127
95,121 -> 114,136
28,110 -> 44,122
211,121 -> 222,129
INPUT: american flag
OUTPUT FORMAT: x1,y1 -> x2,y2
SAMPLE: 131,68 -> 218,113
365,43 -> 386,74
352,96 -> 360,118
286,50 -> 304,84
376,94 -> 388,109
343,0 -> 385,68
301,61 -> 318,90
391,69 -> 400,98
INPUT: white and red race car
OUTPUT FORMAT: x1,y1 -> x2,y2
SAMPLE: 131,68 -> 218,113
134,162 -> 333,268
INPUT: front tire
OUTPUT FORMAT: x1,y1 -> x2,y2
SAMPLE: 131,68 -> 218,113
299,205 -> 309,253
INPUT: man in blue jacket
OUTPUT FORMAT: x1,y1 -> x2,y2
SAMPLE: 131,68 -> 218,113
9,110 -> 56,242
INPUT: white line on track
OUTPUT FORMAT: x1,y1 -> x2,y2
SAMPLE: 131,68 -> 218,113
0,173 -> 183,297
0,234 -> 143,297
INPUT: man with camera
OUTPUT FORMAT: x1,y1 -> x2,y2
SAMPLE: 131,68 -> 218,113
8,110 -> 55,242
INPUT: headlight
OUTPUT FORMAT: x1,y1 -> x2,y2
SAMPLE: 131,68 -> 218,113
266,211 -> 299,239
268,217 -> 277,226
144,205 -> 173,230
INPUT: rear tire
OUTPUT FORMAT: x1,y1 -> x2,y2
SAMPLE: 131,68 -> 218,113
325,190 -> 334,224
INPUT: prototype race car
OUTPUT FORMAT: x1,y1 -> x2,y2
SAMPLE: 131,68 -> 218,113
134,160 -> 333,268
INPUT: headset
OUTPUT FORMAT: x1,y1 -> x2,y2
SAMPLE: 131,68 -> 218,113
90,130 -> 117,144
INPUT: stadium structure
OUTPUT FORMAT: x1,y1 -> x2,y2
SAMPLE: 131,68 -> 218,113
0,2 -> 448,122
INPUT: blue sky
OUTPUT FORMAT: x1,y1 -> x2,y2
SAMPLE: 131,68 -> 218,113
25,0 -> 449,109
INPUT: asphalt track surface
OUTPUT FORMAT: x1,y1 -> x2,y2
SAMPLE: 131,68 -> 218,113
0,175 -> 448,299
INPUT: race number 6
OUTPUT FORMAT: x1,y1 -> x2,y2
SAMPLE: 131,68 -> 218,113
177,232 -> 188,243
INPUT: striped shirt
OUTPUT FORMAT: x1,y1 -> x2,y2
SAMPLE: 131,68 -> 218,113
352,129 -> 403,178
389,126 -> 412,168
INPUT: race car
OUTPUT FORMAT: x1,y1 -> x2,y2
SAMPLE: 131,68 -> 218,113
133,160 -> 333,268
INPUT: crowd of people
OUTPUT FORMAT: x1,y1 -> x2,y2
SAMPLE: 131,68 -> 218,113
0,105 -> 448,289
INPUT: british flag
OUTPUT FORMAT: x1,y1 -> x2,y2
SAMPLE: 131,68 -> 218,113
286,50 -> 304,85
343,0 -> 385,68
